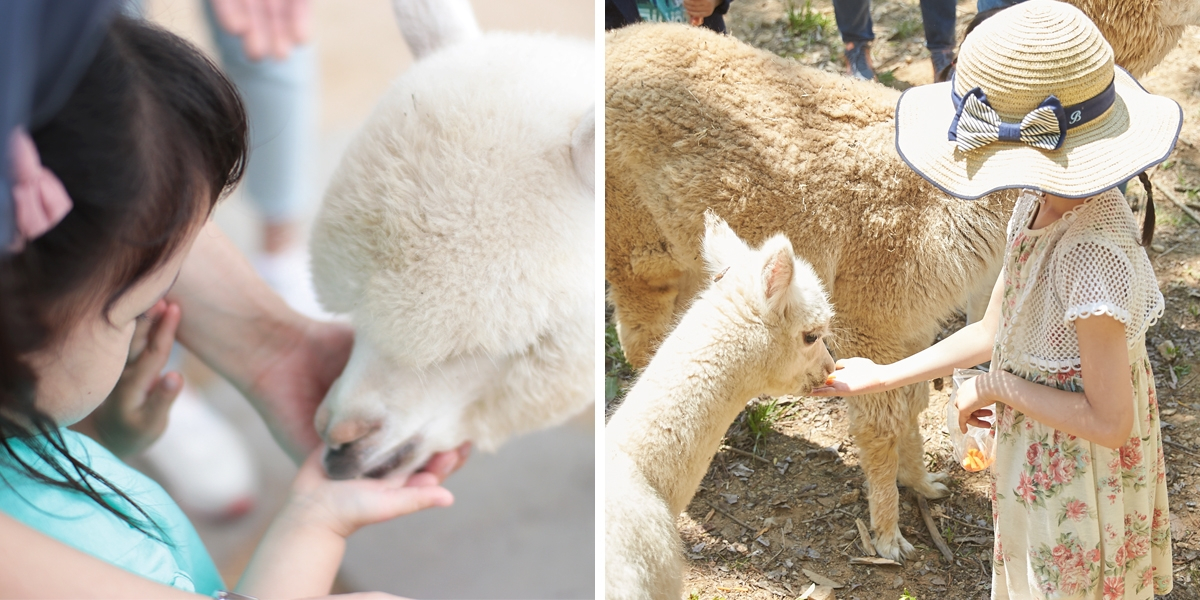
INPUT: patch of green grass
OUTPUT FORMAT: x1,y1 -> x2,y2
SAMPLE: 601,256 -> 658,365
786,0 -> 832,39
890,18 -> 922,41
745,398 -> 784,451
1188,303 -> 1199,319
1161,160 -> 1175,170
1174,363 -> 1192,379
942,523 -> 956,545
605,321 -> 634,403
899,590 -> 919,600
877,70 -> 898,87
1157,211 -> 1186,228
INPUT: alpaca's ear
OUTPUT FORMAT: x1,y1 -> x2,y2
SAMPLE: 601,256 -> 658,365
761,238 -> 795,312
391,0 -> 481,59
570,105 -> 595,192
703,211 -> 748,275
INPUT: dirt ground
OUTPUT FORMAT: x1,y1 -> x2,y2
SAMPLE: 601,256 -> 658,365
605,1 -> 1200,598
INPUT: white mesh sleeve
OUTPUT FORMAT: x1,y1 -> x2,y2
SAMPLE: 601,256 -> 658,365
1056,238 -> 1135,326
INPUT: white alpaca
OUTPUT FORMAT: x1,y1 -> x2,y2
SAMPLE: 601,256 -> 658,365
605,213 -> 835,600
309,2 -> 594,479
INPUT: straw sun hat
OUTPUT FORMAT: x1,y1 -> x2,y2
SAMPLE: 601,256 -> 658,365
895,0 -> 1182,200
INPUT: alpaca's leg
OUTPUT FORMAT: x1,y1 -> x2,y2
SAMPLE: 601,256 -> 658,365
605,175 -> 691,368
608,272 -> 686,369
848,396 -> 914,561
965,259 -> 1001,325
895,383 -> 949,499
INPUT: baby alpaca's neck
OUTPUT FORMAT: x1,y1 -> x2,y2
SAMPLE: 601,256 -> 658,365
608,300 -> 767,517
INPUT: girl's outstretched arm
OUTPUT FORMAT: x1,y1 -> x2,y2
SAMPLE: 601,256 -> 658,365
811,269 -> 1005,397
236,446 -> 468,599
956,313 -> 1135,449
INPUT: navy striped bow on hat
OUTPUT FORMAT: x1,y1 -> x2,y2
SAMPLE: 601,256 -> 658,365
946,76 -> 1116,153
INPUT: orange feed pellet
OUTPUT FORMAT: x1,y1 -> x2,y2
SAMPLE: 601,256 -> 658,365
961,448 -> 991,472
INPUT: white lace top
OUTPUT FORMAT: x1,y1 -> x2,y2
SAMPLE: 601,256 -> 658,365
996,188 -> 1164,375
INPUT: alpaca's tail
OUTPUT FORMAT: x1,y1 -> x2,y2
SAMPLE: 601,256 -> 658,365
390,0 -> 481,59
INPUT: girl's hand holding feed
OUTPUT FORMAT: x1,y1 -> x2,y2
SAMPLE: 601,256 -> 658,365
71,299 -> 184,458
953,374 -> 995,434
810,357 -> 890,396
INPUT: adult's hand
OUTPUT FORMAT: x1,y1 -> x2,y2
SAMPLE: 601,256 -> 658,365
243,318 -> 354,461
210,0 -> 312,61
170,221 -> 351,462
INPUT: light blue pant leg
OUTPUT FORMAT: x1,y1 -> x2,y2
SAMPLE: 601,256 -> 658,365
204,1 -> 318,224
976,0 -> 1024,12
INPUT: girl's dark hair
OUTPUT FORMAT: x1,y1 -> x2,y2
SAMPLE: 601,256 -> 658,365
1138,172 -> 1154,247
0,17 -> 247,537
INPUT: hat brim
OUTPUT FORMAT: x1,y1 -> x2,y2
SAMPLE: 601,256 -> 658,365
895,67 -> 1182,200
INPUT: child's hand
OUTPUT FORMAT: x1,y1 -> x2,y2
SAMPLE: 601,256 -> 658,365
810,357 -> 890,396
74,300 -> 183,458
284,445 -> 468,539
954,375 -> 995,433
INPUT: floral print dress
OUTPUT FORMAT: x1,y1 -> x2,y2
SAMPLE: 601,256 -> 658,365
989,190 -> 1171,599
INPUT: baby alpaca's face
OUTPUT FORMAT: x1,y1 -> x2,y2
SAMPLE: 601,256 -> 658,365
24,232 -> 198,427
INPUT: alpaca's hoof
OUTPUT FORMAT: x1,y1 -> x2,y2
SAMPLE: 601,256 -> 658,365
874,531 -> 915,562
912,472 -> 950,499
916,480 -> 950,499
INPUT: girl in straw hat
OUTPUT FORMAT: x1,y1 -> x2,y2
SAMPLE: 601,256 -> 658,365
811,0 -> 1178,596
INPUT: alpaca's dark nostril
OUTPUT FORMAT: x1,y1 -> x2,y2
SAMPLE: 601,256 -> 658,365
323,443 -> 363,480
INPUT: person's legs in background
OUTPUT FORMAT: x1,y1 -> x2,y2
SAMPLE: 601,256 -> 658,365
977,0 -> 1024,12
205,1 -> 324,318
920,0 -> 957,82
831,0 -> 876,80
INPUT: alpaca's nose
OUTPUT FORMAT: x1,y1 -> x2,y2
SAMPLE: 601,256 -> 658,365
822,350 -> 835,376
326,418 -> 381,449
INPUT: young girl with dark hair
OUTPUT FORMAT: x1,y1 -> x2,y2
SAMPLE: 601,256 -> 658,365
0,16 -> 454,598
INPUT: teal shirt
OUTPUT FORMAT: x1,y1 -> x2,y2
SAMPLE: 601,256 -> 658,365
0,429 -> 224,594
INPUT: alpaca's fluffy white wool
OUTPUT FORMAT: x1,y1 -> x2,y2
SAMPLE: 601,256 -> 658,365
310,31 -> 594,480
606,215 -> 835,600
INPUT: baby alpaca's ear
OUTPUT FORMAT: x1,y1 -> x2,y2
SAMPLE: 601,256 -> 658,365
703,211 -> 748,276
571,105 -> 595,192
760,237 -> 795,314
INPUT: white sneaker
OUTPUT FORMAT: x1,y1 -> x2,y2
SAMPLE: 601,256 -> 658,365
254,245 -> 330,319
141,387 -> 258,521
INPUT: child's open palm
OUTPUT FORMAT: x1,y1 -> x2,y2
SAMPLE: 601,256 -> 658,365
74,300 -> 183,458
286,445 -> 468,538
237,445 -> 469,598
810,357 -> 891,397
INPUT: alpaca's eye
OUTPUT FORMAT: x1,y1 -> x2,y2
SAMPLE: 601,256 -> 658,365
803,332 -> 820,345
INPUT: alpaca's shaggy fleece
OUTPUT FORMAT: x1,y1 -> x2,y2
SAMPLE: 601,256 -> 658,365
606,214 -> 835,600
606,22 -> 1009,558
309,31 -> 594,480
1076,0 -> 1200,78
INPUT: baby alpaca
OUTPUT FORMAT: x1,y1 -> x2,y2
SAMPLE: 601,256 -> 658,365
606,213 -> 835,600
310,1 -> 594,480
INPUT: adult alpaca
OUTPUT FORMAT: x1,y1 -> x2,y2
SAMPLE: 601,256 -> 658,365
606,213 -> 835,600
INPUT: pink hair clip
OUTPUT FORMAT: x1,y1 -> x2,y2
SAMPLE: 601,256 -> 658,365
8,128 -> 72,252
